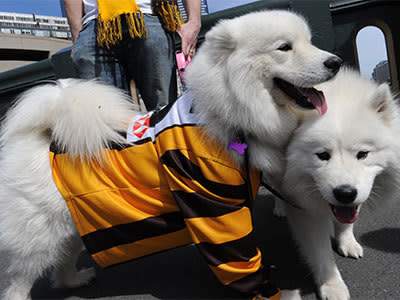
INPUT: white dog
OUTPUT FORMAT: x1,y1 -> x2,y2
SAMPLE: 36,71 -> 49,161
0,11 -> 341,300
282,68 -> 400,300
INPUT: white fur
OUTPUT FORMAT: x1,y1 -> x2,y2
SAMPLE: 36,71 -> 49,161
0,11 -> 340,300
282,68 -> 400,299
0,80 -> 136,300
186,10 -> 339,186
0,79 -> 136,161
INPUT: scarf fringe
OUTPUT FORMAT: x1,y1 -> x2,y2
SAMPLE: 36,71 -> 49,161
97,12 -> 146,49
152,0 -> 184,32
97,0 -> 184,49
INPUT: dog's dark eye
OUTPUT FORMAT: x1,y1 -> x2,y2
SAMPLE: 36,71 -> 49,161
278,43 -> 292,51
357,151 -> 369,160
316,151 -> 331,161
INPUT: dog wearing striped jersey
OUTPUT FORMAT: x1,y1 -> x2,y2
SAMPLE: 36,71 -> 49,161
0,10 -> 340,300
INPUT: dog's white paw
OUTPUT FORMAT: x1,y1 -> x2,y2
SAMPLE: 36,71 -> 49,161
2,286 -> 31,300
253,289 -> 302,300
319,278 -> 350,300
71,267 -> 96,287
53,267 -> 96,288
273,199 -> 287,217
337,235 -> 364,259
280,289 -> 302,300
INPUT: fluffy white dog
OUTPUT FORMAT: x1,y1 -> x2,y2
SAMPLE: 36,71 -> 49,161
0,11 -> 341,300
282,68 -> 400,300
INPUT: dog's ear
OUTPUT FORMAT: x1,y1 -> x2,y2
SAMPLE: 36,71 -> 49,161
372,83 -> 392,112
371,83 -> 397,121
205,20 -> 236,57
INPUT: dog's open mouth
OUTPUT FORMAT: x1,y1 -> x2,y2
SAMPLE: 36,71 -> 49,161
274,78 -> 327,115
330,204 -> 360,224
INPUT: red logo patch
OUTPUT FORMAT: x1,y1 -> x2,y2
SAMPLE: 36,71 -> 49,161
132,114 -> 151,138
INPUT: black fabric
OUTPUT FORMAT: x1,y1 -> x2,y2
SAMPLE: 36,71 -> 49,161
82,211 -> 185,254
172,190 -> 244,218
160,150 -> 248,199
196,234 -> 258,266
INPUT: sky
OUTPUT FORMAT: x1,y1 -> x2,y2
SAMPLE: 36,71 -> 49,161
0,0 -> 63,17
356,26 -> 388,78
0,0 -> 258,16
207,0 -> 256,12
0,0 -> 387,78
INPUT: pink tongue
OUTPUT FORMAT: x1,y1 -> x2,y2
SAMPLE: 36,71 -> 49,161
333,206 -> 358,224
299,88 -> 327,115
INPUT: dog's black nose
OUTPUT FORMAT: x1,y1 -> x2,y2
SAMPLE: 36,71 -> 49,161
324,56 -> 343,73
333,185 -> 357,204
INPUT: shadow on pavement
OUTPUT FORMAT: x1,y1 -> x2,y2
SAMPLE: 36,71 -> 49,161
15,189 -> 400,300
360,227 -> 400,253
30,192 -> 316,299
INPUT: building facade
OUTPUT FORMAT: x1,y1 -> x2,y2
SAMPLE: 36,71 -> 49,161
372,60 -> 391,85
0,12 -> 71,40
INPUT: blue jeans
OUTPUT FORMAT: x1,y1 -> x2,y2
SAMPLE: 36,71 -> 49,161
72,15 -> 177,111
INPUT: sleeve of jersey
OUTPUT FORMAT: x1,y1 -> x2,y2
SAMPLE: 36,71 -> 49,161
160,149 -> 280,299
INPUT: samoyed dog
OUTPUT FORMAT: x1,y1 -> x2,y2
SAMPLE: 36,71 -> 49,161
282,68 -> 400,300
0,11 -> 341,300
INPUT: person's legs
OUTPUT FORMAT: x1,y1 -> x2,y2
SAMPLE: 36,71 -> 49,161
71,20 -> 126,91
126,15 -> 177,111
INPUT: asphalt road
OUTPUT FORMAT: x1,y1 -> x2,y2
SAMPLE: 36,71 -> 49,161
1,188 -> 399,300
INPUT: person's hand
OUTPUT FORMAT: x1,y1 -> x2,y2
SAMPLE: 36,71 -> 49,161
70,35 -> 79,58
177,21 -> 200,57
70,44 -> 75,58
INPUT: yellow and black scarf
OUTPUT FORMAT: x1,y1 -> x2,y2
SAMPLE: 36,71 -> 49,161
96,0 -> 184,48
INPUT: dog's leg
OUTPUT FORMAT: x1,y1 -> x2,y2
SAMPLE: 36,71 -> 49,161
280,289 -> 302,300
2,231 -> 85,300
52,236 -> 95,288
273,198 -> 287,217
2,238 -> 64,300
334,222 -> 363,259
286,207 -> 350,300
2,261 -> 36,300
0,159 -> 79,299
255,289 -> 302,300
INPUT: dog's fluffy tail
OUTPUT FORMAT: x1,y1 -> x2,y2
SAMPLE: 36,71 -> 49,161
0,79 -> 137,159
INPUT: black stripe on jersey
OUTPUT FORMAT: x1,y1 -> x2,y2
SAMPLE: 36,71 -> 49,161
154,123 -> 198,140
81,211 -> 185,254
149,102 -> 175,127
259,281 -> 281,298
130,137 -> 153,146
160,150 -> 248,199
172,190 -> 244,218
49,131 -> 133,154
49,141 -> 63,154
107,131 -> 133,150
196,234 -> 258,266
228,265 -> 266,295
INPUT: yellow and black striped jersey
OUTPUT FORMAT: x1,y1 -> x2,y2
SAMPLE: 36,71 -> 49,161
49,93 -> 281,299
